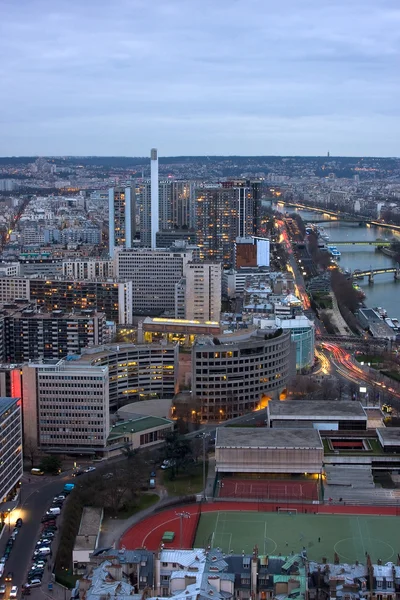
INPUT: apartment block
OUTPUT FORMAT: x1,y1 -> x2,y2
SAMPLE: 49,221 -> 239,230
28,278 -> 133,324
62,259 -> 115,279
182,262 -> 222,321
2,304 -> 106,362
0,397 -> 23,503
109,187 -> 135,257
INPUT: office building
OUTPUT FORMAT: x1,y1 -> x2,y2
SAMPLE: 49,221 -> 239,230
2,304 -> 106,363
171,180 -> 195,228
79,342 -> 178,409
108,186 -> 135,257
0,397 -> 23,503
62,259 -> 114,280
254,316 -> 315,370
181,262 -> 222,322
29,278 -> 133,324
114,247 -> 192,315
23,361 -> 110,453
192,328 -> 294,422
235,237 -> 270,269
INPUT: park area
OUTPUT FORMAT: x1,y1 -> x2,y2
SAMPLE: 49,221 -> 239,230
194,510 -> 400,563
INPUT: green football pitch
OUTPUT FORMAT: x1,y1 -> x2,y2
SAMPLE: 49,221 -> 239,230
194,510 -> 399,563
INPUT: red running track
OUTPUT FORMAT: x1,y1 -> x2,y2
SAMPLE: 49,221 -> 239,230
219,478 -> 319,501
119,501 -> 399,551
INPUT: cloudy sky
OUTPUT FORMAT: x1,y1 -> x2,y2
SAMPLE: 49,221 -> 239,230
0,0 -> 399,156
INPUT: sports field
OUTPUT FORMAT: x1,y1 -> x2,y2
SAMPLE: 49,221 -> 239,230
194,510 -> 399,563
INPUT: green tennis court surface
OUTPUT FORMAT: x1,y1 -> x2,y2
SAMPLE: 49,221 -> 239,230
194,510 -> 399,563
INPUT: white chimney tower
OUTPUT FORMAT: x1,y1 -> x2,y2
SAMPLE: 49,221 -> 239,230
150,148 -> 159,250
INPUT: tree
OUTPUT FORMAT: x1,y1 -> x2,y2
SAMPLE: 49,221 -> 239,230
163,431 -> 193,478
39,455 -> 62,474
24,436 -> 39,468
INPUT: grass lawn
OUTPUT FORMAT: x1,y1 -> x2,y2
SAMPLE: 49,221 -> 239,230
113,493 -> 159,519
162,461 -> 207,496
194,510 -> 400,563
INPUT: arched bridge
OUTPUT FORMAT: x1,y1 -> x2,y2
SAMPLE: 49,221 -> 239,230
353,266 -> 400,282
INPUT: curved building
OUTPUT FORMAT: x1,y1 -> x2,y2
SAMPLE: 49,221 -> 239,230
192,329 -> 294,422
80,343 -> 178,409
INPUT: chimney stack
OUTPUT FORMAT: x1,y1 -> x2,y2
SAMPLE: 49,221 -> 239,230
150,148 -> 159,250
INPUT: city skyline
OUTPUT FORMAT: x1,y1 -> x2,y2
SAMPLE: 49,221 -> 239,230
1,0 -> 399,156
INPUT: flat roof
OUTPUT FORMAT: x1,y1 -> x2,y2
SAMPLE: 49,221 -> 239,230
268,400 -> 367,420
216,427 -> 323,450
108,415 -> 173,440
377,428 -> 400,447
0,397 -> 20,416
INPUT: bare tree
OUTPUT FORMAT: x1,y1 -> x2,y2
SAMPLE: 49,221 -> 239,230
23,436 -> 39,468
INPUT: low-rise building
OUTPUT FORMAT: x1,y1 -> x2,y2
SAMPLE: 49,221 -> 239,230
73,507 -> 104,574
107,415 -> 174,452
268,400 -> 368,431
215,427 -> 324,474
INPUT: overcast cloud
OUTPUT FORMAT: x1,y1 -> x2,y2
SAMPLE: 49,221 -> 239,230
0,0 -> 399,156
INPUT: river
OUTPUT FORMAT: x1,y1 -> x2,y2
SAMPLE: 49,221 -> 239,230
272,203 -> 400,321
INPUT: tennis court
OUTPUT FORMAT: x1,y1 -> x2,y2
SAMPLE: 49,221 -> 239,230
218,478 -> 319,501
194,510 -> 399,563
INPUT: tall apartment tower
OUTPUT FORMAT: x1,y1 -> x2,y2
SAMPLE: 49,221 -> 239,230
183,262 -> 222,321
108,186 -> 135,257
195,186 -> 254,267
150,148 -> 159,250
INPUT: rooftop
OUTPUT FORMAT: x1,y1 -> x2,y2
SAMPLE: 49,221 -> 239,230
0,397 -> 20,416
376,427 -> 400,446
108,415 -> 173,440
268,400 -> 367,420
216,427 -> 323,450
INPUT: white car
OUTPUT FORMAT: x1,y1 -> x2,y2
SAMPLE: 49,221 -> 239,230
84,466 -> 96,473
0,565 -> 4,579
27,579 -> 42,587
10,586 -> 18,598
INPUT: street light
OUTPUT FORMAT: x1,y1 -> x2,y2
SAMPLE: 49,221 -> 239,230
175,511 -> 191,549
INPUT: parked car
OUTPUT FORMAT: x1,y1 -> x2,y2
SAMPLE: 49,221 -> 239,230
15,518 -> 23,528
41,515 -> 56,523
72,470 -> 84,477
0,565 -> 4,579
27,579 -> 42,588
46,507 -> 61,516
0,584 -> 5,595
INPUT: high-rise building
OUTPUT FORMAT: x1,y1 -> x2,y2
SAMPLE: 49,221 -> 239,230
0,397 -> 23,503
180,262 -> 222,322
108,186 -> 135,257
2,304 -> 106,363
195,186 -> 254,267
171,181 -> 195,229
114,247 -> 192,315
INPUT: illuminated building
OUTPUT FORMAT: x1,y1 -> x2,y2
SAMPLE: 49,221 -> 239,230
28,278 -> 133,324
62,258 -> 114,279
195,186 -> 254,267
0,397 -> 23,503
192,329 -> 294,422
2,303 -> 106,363
181,262 -> 222,322
108,186 -> 135,257
138,317 -> 221,346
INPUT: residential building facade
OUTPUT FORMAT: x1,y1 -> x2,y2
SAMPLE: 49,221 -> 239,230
0,397 -> 23,503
